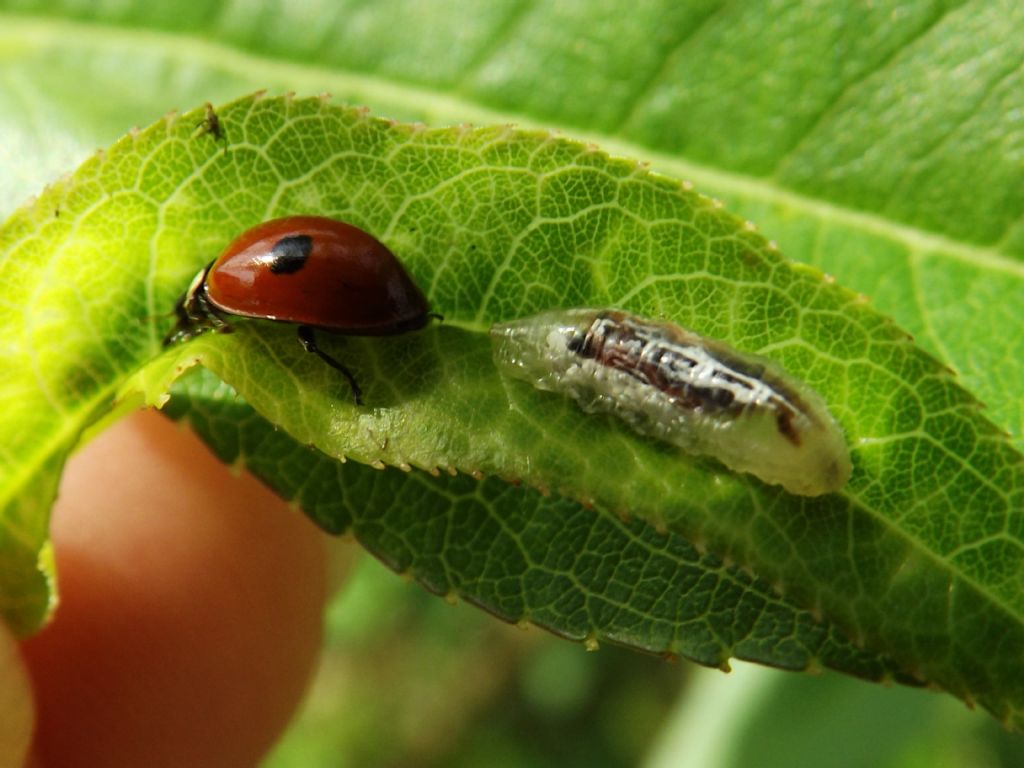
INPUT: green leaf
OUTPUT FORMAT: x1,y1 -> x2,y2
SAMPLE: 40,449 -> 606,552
1,3 -> 1020,447
1,94 -> 1021,730
648,663 -> 1022,768
2,1 -> 1023,734
165,365 -> 917,686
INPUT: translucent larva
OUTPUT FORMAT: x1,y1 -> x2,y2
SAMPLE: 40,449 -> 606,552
490,309 -> 851,496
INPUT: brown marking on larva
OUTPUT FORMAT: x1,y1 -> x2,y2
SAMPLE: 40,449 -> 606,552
643,346 -> 698,395
710,347 -> 766,383
586,313 -> 750,416
573,314 -> 650,391
601,343 -> 643,374
714,344 -> 814,418
704,387 -> 736,408
774,403 -> 801,446
765,375 -> 813,421
716,369 -> 757,390
638,347 -> 687,399
664,382 -> 703,411
566,310 -> 822,452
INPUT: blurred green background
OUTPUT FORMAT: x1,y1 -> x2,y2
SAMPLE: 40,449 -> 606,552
266,550 -> 1021,767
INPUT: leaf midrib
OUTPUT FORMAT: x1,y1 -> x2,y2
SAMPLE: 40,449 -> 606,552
2,14 -> 1021,280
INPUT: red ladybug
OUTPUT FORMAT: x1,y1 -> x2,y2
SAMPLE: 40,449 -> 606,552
165,215 -> 431,404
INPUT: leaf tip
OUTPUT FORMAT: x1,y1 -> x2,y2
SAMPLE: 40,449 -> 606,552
805,657 -> 825,676
228,455 -> 246,477
688,530 -> 706,555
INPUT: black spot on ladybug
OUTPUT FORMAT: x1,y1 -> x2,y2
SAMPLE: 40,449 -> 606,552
269,235 -> 313,274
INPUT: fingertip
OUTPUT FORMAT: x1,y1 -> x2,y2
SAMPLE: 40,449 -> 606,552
0,620 -> 34,767
21,409 -> 328,767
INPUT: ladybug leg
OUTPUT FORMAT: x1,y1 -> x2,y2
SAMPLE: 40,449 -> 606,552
296,326 -> 363,406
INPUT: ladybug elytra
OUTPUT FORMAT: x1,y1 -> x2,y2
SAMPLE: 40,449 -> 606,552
165,215 -> 432,404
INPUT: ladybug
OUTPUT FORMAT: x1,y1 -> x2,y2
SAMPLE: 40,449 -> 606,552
165,215 -> 432,404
